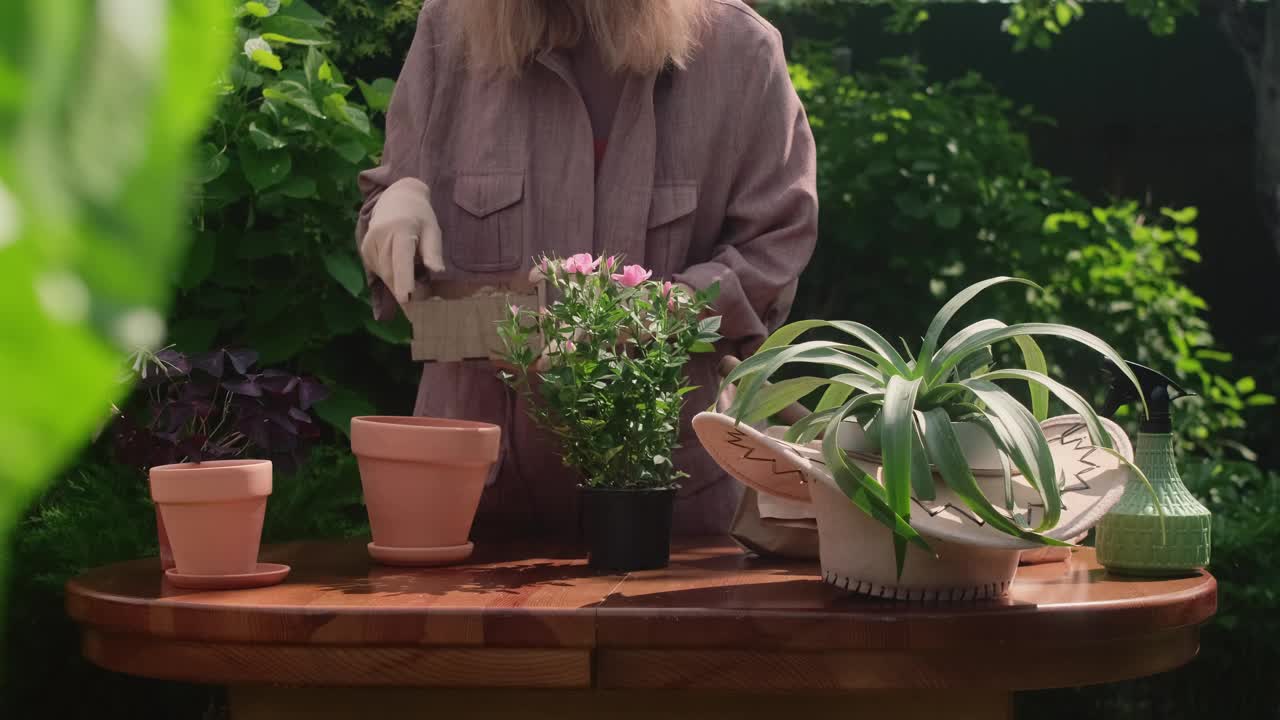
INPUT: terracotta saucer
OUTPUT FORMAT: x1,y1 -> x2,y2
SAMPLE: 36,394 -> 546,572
164,562 -> 290,590
367,541 -> 474,567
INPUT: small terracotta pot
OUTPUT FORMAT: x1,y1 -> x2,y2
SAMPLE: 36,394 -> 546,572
154,504 -> 175,571
149,459 -> 272,576
351,416 -> 501,566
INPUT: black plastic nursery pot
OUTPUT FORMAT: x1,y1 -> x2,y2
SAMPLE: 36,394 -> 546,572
579,485 -> 677,571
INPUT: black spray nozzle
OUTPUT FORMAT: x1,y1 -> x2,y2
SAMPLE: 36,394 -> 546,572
1100,360 -> 1193,434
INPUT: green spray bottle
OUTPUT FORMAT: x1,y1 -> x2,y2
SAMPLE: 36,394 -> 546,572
1094,360 -> 1211,576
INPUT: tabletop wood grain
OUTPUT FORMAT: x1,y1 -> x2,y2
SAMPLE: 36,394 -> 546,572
66,537 -> 1216,690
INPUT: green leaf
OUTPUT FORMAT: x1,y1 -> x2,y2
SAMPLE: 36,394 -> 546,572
959,380 -> 1060,531
250,49 -> 283,72
954,346 -> 993,381
358,77 -> 396,113
723,343 -> 885,422
971,369 -> 1113,451
260,32 -> 327,47
341,105 -> 371,135
304,46 -> 324,86
919,409 -> 1052,543
782,407 -> 841,444
816,381 -> 856,413
918,277 -> 1040,377
323,251 -> 365,297
935,205 -> 963,229
739,377 -> 825,425
193,143 -> 230,183
908,415 -> 935,501
243,1 -> 276,18
314,386 -> 378,437
758,319 -> 910,374
821,396 -> 930,555
1012,335 -> 1050,422
363,315 -> 411,345
248,121 -> 287,150
319,61 -> 334,83
278,175 -> 317,199
260,14 -> 329,44
881,376 -> 924,577
334,138 -> 368,164
1161,206 -> 1199,224
1054,2 -> 1073,26
238,146 -> 291,191
931,322 -> 1146,418
263,80 -> 324,118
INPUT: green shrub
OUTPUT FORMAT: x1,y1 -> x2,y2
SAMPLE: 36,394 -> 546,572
170,0 -> 419,435
788,53 -> 1273,460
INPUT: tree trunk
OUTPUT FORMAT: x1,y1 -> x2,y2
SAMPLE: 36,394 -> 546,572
1255,1 -> 1280,257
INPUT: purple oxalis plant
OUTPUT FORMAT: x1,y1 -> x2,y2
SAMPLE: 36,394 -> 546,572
111,347 -> 329,473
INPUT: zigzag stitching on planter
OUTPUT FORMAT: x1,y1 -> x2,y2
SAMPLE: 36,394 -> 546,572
1025,422 -> 1106,525
912,497 -> 986,527
724,428 -> 809,486
822,570 -> 1011,602
1051,422 -> 1101,494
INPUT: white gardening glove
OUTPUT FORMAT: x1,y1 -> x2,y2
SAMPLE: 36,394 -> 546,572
360,177 -> 445,304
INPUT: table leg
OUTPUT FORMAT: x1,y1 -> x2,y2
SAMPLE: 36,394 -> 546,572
230,686 -> 1013,719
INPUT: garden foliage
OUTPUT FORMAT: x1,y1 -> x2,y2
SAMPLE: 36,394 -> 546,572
4,1 -> 1278,718
173,0 -> 417,437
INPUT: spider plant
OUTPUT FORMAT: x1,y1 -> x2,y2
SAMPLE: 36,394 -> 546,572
721,277 -> 1153,574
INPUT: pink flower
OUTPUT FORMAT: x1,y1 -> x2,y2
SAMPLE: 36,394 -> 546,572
602,255 -> 620,272
563,340 -> 576,353
537,257 -> 550,274
662,281 -> 678,310
562,253 -> 601,275
611,264 -> 653,288
509,304 -> 520,317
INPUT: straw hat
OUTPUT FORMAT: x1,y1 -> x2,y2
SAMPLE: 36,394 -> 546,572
694,411 -> 1135,551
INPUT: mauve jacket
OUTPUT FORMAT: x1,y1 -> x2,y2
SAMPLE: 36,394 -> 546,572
356,0 -> 817,539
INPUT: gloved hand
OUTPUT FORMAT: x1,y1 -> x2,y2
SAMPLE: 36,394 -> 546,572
360,177 -> 445,305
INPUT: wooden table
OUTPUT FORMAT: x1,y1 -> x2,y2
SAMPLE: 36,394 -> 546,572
66,538 -> 1216,719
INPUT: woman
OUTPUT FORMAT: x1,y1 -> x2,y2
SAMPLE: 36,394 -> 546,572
357,0 -> 817,539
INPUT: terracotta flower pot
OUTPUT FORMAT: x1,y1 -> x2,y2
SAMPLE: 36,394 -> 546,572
149,459 -> 272,576
351,416 -> 501,566
154,504 -> 175,571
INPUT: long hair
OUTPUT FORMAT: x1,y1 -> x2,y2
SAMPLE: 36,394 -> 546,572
449,0 -> 710,76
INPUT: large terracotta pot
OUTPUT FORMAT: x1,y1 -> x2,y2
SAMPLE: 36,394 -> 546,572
806,470 -> 1022,601
149,459 -> 272,576
351,416 -> 501,566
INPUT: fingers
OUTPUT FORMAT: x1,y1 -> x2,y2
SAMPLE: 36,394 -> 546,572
419,216 -> 446,275
718,355 -> 742,380
390,234 -> 417,305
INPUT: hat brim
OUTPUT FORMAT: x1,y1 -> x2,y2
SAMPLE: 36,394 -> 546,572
692,412 -> 1134,550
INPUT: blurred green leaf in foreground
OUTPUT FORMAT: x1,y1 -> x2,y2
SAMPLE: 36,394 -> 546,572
0,0 -> 233,632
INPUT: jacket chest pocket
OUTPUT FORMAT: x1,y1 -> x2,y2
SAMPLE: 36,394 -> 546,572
447,172 -> 526,273
644,182 -> 698,272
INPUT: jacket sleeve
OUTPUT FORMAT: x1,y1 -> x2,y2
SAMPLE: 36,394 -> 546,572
673,28 -> 817,357
355,1 -> 438,321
